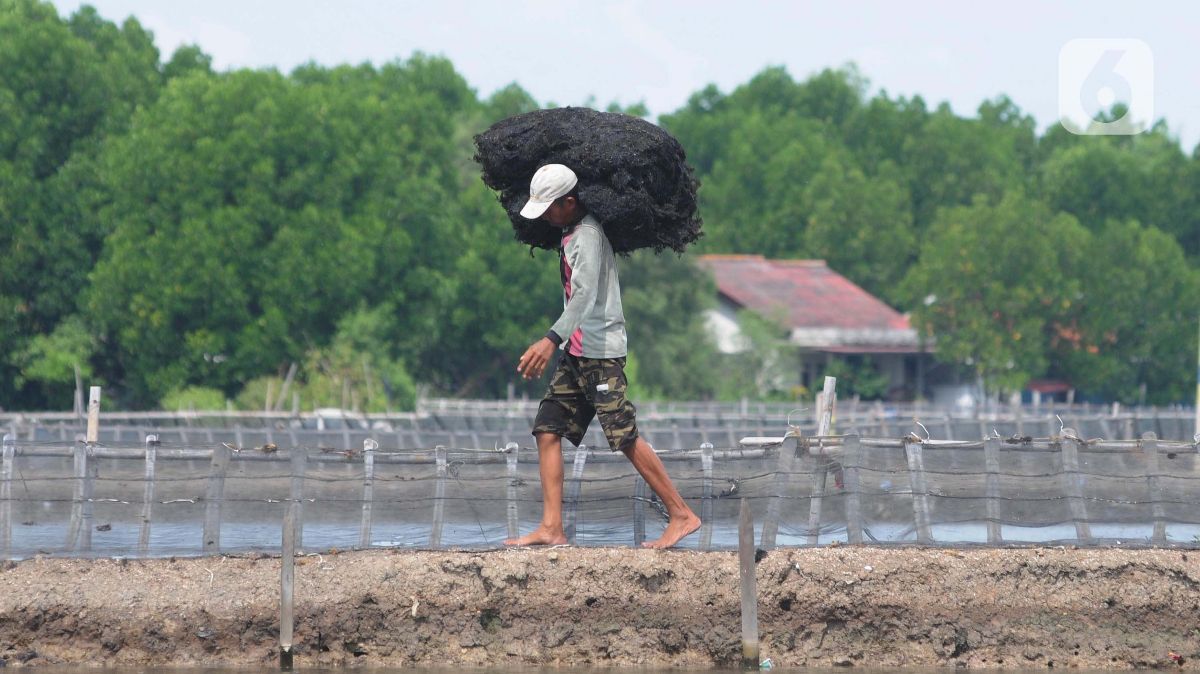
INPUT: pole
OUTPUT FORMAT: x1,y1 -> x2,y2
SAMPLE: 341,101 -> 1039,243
280,501 -> 295,670
86,386 -> 101,444
139,434 -> 159,553
738,498 -> 759,670
504,442 -> 520,541
359,439 -> 377,549
1,434 -> 13,558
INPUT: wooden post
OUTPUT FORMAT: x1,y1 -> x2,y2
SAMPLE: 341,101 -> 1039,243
504,442 -> 519,541
65,439 -> 88,551
699,442 -> 714,551
633,475 -> 646,546
564,445 -> 589,543
430,445 -> 447,547
804,451 -> 828,547
817,376 -> 836,435
1142,432 -> 1166,545
1,434 -> 13,557
738,498 -> 759,670
903,439 -> 933,543
359,439 -> 378,549
74,364 -> 83,420
86,386 -> 100,444
275,362 -> 297,412
280,498 -> 296,670
843,435 -> 863,544
761,434 -> 799,549
203,443 -> 232,553
289,449 -> 307,551
139,434 -> 159,553
803,377 -> 837,546
1060,432 -> 1092,543
983,436 -> 1003,543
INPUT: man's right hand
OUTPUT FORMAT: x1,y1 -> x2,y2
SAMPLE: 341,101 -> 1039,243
517,338 -> 556,380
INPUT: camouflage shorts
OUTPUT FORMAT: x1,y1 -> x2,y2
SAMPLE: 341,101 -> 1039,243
532,354 -> 639,453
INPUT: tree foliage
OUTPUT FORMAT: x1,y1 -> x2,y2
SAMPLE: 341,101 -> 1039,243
0,1 -> 1197,409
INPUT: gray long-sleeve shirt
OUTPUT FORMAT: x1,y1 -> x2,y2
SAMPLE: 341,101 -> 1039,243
546,215 -> 628,358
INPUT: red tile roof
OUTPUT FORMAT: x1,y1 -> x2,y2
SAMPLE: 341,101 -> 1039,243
696,254 -> 912,332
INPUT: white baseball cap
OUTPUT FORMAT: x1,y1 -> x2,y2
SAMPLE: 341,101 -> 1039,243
519,164 -> 578,219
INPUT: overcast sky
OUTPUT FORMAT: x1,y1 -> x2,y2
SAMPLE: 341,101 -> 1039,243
50,0 -> 1200,152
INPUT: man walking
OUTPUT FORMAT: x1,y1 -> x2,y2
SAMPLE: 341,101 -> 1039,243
505,164 -> 701,549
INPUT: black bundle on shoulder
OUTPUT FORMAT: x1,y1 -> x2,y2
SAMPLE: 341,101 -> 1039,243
473,107 -> 702,254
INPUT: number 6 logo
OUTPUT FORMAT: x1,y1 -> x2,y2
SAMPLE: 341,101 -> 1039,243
1058,39 -> 1154,136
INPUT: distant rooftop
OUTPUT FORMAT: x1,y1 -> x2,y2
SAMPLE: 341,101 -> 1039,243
696,254 -> 923,352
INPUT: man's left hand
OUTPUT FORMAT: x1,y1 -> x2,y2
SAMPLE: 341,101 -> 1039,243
517,338 -> 556,380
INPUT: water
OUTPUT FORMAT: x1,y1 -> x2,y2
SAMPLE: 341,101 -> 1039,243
6,517 -> 1199,559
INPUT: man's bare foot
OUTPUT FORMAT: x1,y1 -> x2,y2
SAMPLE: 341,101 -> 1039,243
504,525 -> 567,546
642,513 -> 701,549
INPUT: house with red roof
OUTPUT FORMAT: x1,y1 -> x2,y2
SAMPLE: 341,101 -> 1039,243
696,254 -> 932,399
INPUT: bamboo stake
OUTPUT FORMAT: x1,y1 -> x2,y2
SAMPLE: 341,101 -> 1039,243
1,433 -> 13,557
64,439 -> 87,551
903,439 -> 933,543
86,386 -> 101,444
1060,432 -> 1092,543
203,444 -> 231,553
280,500 -> 295,670
138,434 -> 159,553
289,448 -> 307,551
564,444 -> 589,543
430,445 -> 447,547
633,474 -> 646,546
842,435 -> 863,544
1142,432 -> 1166,545
359,439 -> 377,548
761,434 -> 799,549
805,376 -> 837,546
699,442 -> 714,550
504,442 -> 519,541
738,498 -> 758,670
983,436 -> 1003,543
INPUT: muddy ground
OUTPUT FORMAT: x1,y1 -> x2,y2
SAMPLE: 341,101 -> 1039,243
1,546 -> 1198,669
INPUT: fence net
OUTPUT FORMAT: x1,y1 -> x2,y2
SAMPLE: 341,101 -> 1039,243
2,422 -> 1198,560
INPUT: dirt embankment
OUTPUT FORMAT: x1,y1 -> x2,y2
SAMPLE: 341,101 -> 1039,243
1,546 -> 1198,669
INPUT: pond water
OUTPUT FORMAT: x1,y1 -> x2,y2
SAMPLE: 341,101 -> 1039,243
6,517 -> 1198,559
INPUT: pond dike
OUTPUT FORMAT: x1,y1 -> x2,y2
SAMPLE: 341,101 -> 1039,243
0,547 -> 1197,668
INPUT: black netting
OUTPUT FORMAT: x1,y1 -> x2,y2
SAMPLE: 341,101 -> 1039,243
473,107 -> 702,254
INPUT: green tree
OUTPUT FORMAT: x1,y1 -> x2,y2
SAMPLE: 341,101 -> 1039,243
900,192 -> 1090,395
710,310 -> 795,402
1039,129 -> 1195,257
432,179 -> 561,398
619,250 -> 719,399
87,57 -> 476,406
802,154 -> 915,304
0,0 -> 163,408
903,104 -> 1028,230
1054,219 -> 1200,403
298,305 -> 417,412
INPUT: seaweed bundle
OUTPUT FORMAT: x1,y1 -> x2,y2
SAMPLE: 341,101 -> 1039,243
473,107 -> 702,254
